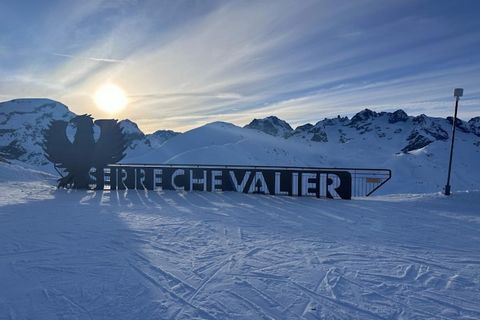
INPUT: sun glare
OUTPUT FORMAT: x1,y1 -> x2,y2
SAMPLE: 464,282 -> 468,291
94,83 -> 128,114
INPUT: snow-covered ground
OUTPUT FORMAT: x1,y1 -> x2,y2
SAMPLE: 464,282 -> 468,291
1,164 -> 479,319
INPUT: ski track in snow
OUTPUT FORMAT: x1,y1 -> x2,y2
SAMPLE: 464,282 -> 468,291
0,182 -> 479,319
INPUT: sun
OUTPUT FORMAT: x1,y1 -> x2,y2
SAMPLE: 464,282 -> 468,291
94,83 -> 128,114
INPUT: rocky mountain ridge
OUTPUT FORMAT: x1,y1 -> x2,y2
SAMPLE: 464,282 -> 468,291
245,108 -> 480,154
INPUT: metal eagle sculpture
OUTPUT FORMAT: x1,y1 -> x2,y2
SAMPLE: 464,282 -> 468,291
43,115 -> 127,189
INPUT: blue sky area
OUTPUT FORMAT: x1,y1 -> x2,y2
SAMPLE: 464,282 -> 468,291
1,0 -> 479,132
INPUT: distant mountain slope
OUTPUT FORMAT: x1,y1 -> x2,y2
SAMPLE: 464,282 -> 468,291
0,99 -> 179,167
247,108 -> 480,154
126,121 -> 326,166
120,119 -> 180,153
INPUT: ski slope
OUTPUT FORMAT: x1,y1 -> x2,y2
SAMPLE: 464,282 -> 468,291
1,164 -> 479,319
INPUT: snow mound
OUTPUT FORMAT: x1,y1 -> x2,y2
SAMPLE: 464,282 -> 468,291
0,161 -> 54,182
123,119 -> 480,194
126,121 -> 325,166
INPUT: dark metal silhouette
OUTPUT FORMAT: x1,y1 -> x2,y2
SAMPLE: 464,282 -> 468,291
43,115 -> 126,189
444,88 -> 464,196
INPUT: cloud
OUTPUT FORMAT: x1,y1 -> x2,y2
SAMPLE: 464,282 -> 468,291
52,53 -> 124,63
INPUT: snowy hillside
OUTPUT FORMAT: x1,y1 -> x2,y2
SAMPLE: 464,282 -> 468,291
127,115 -> 480,194
126,121 -> 327,166
0,99 -> 74,166
0,165 -> 479,319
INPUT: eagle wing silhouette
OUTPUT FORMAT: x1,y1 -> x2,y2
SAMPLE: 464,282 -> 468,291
43,120 -> 74,170
93,119 -> 127,167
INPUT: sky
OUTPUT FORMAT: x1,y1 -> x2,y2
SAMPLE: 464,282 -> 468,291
1,0 -> 480,133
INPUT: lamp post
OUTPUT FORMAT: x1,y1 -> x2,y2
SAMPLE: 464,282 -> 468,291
444,88 -> 463,196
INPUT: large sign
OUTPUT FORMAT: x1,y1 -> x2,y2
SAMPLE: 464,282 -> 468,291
91,165 -> 353,199
43,117 -> 391,200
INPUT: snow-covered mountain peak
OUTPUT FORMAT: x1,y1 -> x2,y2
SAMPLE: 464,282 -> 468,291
0,99 -> 75,165
412,114 -> 429,125
119,119 -> 144,136
350,108 -> 379,124
348,108 -> 408,126
0,98 -> 70,114
244,115 -> 293,137
146,130 -> 180,149
118,119 -> 149,151
320,115 -> 349,127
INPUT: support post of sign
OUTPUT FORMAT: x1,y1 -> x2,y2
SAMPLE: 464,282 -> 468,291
444,88 -> 463,196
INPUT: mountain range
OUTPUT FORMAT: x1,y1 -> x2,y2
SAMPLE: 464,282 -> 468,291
1,98 -> 479,194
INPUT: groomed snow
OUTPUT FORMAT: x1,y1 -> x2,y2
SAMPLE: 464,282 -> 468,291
0,170 -> 479,319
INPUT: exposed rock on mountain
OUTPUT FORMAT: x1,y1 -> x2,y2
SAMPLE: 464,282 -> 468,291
469,117 -> 480,136
388,109 -> 408,123
402,132 -> 433,153
120,119 -> 145,143
310,125 -> 328,142
147,130 -> 180,148
244,116 -> 293,137
350,108 -> 378,125
447,116 -> 470,133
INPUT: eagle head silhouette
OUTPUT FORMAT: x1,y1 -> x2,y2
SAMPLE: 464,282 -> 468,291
43,114 -> 127,189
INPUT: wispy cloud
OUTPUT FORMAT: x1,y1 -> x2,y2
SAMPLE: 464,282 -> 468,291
52,52 -> 124,63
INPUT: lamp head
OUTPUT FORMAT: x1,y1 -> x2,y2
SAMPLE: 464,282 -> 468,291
454,88 -> 464,98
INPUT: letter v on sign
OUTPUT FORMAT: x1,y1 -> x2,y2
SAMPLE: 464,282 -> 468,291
229,171 -> 251,192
